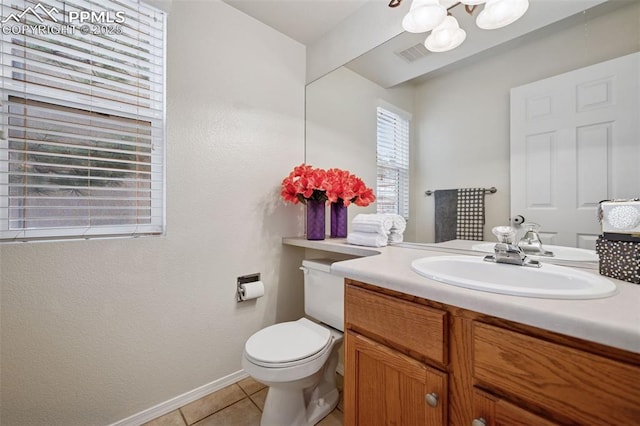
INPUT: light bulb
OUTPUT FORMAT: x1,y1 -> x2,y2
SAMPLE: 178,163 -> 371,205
410,0 -> 438,10
424,16 -> 466,52
402,0 -> 447,33
476,0 -> 529,30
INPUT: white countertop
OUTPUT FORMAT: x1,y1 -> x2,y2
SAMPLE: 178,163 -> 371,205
283,237 -> 640,354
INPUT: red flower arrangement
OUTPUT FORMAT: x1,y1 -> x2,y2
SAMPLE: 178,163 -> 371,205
325,168 -> 376,207
281,163 -> 328,204
280,163 -> 375,206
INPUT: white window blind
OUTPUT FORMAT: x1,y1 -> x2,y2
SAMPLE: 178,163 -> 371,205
0,0 -> 166,242
376,105 -> 410,219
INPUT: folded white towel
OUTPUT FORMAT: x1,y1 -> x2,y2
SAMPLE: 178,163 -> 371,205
384,214 -> 406,233
351,222 -> 390,235
388,231 -> 404,244
352,214 -> 394,236
347,231 -> 388,247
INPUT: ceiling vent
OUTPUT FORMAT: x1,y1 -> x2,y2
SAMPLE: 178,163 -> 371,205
395,43 -> 430,63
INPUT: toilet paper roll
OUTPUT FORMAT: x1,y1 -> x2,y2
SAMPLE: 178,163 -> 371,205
240,281 -> 264,301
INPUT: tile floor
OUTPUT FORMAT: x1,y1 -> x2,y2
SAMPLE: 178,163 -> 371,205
143,376 -> 343,426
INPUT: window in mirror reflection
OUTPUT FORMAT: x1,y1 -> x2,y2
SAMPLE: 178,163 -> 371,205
376,104 -> 410,220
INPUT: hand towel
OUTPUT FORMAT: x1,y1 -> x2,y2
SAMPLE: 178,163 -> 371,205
347,231 -> 388,247
434,189 -> 458,243
388,232 -> 404,244
384,214 -> 406,233
352,214 -> 394,236
434,188 -> 485,242
455,188 -> 485,241
351,222 -> 390,235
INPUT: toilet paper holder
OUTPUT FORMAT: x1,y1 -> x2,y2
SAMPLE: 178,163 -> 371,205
237,273 -> 261,302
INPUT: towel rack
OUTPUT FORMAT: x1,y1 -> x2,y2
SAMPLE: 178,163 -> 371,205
425,187 -> 497,196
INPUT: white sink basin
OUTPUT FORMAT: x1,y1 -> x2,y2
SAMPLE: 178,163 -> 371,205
411,255 -> 617,299
471,242 -> 598,262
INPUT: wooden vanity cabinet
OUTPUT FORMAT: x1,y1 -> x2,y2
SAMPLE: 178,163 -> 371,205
344,279 -> 640,426
344,282 -> 449,425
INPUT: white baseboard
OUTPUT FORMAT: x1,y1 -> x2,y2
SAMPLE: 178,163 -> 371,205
111,362 -> 344,426
108,370 -> 249,426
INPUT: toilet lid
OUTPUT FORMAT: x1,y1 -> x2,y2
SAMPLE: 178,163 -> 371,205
245,318 -> 331,364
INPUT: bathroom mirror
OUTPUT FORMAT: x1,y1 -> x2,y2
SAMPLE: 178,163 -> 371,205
305,0 -> 640,248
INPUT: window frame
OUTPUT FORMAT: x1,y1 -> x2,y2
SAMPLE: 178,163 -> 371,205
0,0 -> 167,243
376,101 -> 411,220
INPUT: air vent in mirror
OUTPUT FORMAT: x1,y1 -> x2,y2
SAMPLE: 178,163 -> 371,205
395,43 -> 430,63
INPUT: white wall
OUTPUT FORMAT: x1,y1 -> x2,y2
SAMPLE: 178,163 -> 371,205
0,2 -> 306,425
305,66 -> 415,236
412,1 -> 640,243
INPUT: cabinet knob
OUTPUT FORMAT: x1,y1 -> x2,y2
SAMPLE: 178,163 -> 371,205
472,418 -> 487,426
425,392 -> 439,407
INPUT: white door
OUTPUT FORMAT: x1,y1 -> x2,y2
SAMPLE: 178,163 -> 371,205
510,52 -> 640,249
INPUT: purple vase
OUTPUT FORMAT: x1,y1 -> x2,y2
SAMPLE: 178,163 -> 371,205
306,199 -> 325,240
330,199 -> 348,238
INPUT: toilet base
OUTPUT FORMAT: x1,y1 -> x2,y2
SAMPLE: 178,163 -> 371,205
305,387 -> 339,426
259,339 -> 342,426
260,378 -> 339,426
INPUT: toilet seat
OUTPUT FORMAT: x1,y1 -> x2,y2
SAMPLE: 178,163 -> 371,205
244,318 -> 332,368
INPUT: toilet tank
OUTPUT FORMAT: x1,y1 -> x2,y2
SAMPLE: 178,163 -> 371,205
302,259 -> 344,332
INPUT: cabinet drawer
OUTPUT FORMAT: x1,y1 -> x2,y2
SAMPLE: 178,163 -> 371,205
345,284 -> 447,365
473,322 -> 640,425
473,388 -> 559,426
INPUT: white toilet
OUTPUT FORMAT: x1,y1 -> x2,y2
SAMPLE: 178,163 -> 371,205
242,259 -> 344,426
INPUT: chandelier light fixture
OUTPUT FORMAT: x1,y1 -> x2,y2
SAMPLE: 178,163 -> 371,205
389,0 -> 530,53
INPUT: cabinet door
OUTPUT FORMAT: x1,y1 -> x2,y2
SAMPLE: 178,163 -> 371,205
344,331 -> 447,426
473,388 -> 559,426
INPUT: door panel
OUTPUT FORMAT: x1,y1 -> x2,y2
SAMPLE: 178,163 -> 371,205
511,52 -> 639,248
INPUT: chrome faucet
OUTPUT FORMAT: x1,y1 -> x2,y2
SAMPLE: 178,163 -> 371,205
484,243 -> 541,268
517,223 -> 554,257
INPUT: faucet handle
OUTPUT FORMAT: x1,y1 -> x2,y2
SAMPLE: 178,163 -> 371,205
494,243 -> 525,257
517,223 -> 554,257
488,243 -> 541,267
491,226 -> 517,244
522,222 -> 541,232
